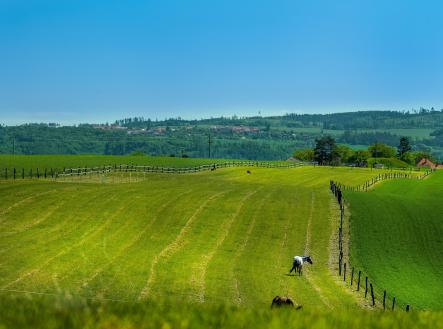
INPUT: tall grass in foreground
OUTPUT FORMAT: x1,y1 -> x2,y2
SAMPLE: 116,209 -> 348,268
1,294 -> 442,329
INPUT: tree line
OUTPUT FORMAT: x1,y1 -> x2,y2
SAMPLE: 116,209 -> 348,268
294,136 -> 434,167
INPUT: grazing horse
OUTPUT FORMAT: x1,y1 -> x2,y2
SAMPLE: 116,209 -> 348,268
289,256 -> 313,276
271,296 -> 303,310
271,296 -> 294,308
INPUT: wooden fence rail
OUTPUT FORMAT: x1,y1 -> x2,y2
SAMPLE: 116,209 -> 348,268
0,161 -> 303,180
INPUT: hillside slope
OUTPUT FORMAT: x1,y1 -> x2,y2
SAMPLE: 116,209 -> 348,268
346,171 -> 443,309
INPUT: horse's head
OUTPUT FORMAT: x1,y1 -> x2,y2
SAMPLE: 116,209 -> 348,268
306,256 -> 313,264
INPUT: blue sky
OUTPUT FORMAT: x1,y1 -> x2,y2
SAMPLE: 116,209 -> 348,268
1,0 -> 442,124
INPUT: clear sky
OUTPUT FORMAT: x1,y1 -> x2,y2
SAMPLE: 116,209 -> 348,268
1,0 -> 443,125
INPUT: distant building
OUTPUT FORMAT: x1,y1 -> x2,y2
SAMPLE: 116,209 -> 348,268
417,158 -> 443,169
92,124 -> 127,130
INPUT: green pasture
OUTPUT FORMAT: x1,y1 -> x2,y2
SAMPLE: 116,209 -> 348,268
0,166 -> 385,310
346,171 -> 443,310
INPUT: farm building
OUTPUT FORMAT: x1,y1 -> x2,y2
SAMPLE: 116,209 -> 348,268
417,158 -> 443,169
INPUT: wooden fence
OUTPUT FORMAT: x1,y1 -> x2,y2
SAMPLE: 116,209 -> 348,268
333,169 -> 434,192
0,161 -> 303,180
329,169 -> 434,311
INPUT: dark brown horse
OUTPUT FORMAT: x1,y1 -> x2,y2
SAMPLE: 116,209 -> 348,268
271,296 -> 302,309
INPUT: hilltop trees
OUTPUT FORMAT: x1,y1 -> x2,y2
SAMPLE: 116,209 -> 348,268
314,136 -> 337,165
368,143 -> 396,158
397,136 -> 412,160
349,150 -> 371,166
334,144 -> 354,164
295,134 -> 438,167
293,148 -> 314,162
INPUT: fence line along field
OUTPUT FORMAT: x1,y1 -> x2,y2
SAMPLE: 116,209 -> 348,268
0,154 -> 291,176
345,171 -> 443,310
1,165 -> 389,309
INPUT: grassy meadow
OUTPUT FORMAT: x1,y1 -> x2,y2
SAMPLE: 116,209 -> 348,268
0,155 -> 441,327
0,166 -> 383,309
346,171 -> 443,310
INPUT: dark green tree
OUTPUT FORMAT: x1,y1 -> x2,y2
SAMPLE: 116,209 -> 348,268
368,143 -> 396,158
314,136 -> 336,165
397,136 -> 412,158
293,148 -> 314,161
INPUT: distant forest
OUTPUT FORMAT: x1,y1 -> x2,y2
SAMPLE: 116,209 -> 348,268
1,109 -> 443,160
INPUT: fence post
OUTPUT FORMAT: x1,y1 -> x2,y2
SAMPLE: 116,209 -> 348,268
22,168 -> 25,179
44,168 -> 47,178
370,283 -> 375,306
392,297 -> 396,311
338,253 -> 342,276
357,270 -> 361,291
383,290 -> 386,310
350,267 -> 354,286
13,168 -> 16,180
365,277 -> 368,298
406,305 -> 410,312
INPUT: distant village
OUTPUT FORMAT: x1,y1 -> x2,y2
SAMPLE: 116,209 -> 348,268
91,124 -> 260,136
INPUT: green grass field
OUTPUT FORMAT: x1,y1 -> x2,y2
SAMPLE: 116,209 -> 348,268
1,156 -> 441,327
346,171 -> 443,310
0,166 -> 385,309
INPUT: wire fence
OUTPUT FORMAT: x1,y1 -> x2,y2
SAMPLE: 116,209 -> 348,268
329,169 -> 435,312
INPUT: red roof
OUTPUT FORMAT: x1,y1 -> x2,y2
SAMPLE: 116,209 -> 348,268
417,158 -> 442,169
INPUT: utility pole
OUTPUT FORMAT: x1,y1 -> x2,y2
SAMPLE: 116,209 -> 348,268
208,133 -> 212,158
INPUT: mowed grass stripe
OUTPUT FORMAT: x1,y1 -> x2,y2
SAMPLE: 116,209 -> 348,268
192,189 -> 259,303
145,184 -> 258,302
100,180 -> 225,300
139,190 -> 229,300
86,188 -> 196,299
79,189 -> 193,293
205,188 -> 274,305
45,190 -> 158,292
1,187 -> 138,290
0,186 -> 120,285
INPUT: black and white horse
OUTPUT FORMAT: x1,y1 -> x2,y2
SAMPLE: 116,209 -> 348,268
289,256 -> 313,276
